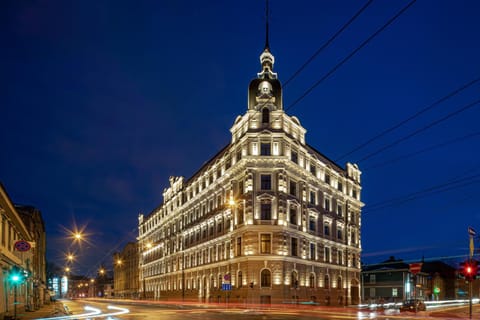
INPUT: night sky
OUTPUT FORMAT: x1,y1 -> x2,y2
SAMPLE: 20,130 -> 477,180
2,1 -> 479,277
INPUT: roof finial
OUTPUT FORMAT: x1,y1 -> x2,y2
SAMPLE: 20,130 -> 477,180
265,0 -> 270,50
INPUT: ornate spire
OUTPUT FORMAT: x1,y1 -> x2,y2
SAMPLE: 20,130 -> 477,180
265,0 -> 270,51
258,0 -> 277,79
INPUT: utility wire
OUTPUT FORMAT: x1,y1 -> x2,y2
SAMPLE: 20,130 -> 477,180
285,0 -> 417,112
363,131 -> 480,170
282,0 -> 374,88
335,76 -> 480,161
239,0 -> 376,132
356,97 -> 480,162
364,173 -> 480,213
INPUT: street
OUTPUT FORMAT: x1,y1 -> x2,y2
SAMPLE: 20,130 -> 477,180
55,299 -> 480,320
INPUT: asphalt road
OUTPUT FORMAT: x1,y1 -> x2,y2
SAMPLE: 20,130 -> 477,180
61,298 -> 480,320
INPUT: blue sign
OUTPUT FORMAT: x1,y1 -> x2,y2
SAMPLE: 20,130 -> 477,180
222,283 -> 232,291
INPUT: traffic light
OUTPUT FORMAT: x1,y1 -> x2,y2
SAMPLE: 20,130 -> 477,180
460,260 -> 478,281
9,266 -> 24,284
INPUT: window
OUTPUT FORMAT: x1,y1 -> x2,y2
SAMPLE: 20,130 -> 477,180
289,181 -> 297,196
324,223 -> 330,236
291,150 -> 298,164
225,156 -> 231,170
260,202 -> 271,220
338,182 -> 343,192
338,250 -> 343,265
289,207 -> 297,225
337,277 -> 342,289
236,237 -> 242,256
261,269 -> 271,287
325,174 -> 330,184
217,221 -> 223,233
310,243 -> 316,260
238,180 -> 244,195
261,174 -> 271,190
352,189 -> 358,199
324,198 -> 331,211
238,271 -> 243,287
309,191 -> 316,205
370,274 -> 376,284
236,149 -> 242,162
237,204 -> 244,224
310,164 -> 316,176
260,143 -> 271,156
324,247 -> 331,263
291,237 -> 298,256
337,229 -> 343,240
309,216 -> 316,231
324,274 -> 330,289
260,234 -> 271,254
337,204 -> 343,217
291,271 -> 298,288
309,273 -> 315,288
262,108 -> 270,124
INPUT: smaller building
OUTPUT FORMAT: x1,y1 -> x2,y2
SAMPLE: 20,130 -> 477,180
361,257 -> 428,304
361,256 -> 463,304
113,242 -> 139,298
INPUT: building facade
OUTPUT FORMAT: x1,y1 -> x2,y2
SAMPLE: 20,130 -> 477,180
361,257 -> 429,304
0,183 -> 35,318
137,40 -> 363,305
15,205 -> 47,309
113,242 -> 139,298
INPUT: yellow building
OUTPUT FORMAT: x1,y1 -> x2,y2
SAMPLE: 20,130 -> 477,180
137,38 -> 363,305
0,184 -> 36,317
113,242 -> 139,298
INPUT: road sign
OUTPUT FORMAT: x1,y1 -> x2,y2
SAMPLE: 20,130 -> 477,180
224,274 -> 231,282
14,240 -> 31,252
468,226 -> 476,236
222,283 -> 232,291
409,262 -> 423,275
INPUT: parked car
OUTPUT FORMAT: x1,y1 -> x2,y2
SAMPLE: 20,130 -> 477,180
399,299 -> 426,312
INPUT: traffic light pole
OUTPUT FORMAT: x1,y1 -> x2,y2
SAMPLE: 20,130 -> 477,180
14,283 -> 17,320
469,279 -> 472,319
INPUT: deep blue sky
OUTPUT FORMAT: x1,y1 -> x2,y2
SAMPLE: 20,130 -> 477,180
1,1 -> 479,276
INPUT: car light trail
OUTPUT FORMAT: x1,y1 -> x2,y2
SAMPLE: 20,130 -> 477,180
35,306 -> 102,320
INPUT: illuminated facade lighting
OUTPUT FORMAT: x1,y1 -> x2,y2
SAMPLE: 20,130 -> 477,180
137,25 -> 363,305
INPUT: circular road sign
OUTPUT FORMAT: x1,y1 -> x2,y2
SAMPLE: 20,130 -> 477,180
14,240 -> 31,252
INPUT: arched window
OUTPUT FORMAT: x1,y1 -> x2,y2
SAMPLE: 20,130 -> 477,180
261,269 -> 271,287
309,273 -> 315,288
210,275 -> 214,289
337,276 -> 342,289
262,108 -> 270,124
324,274 -> 330,289
218,274 -> 222,288
238,271 -> 243,288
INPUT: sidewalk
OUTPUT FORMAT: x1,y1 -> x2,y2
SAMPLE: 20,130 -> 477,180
10,301 -> 70,320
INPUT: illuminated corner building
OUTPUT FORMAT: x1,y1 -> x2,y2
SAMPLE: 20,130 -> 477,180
137,31 -> 363,306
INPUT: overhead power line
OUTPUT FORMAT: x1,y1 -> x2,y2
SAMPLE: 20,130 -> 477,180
285,0 -> 417,112
282,0 -> 374,88
363,131 -> 480,170
364,172 -> 480,213
335,76 -> 480,162
356,97 -> 480,162
240,0 -> 375,132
